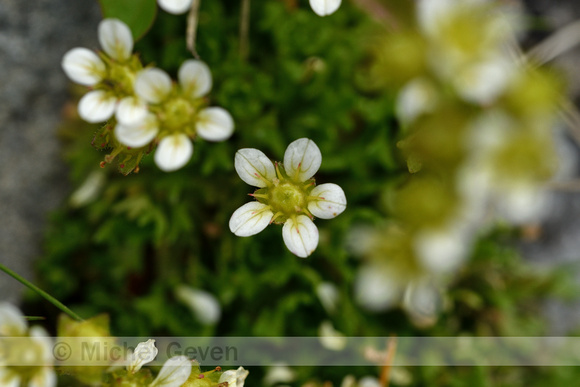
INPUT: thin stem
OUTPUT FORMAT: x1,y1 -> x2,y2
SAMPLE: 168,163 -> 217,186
240,0 -> 251,61
0,262 -> 83,322
187,0 -> 201,59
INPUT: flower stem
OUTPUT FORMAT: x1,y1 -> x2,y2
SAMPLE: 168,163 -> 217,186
0,262 -> 84,322
187,0 -> 201,59
239,0 -> 251,61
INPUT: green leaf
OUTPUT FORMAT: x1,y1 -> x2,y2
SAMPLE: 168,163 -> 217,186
98,0 -> 157,40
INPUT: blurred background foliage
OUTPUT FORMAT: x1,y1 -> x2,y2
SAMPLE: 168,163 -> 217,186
19,0 -> 580,385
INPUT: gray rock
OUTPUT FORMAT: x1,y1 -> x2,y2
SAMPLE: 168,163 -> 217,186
0,0 -> 100,304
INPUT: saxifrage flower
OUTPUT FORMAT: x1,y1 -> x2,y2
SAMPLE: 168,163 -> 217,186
229,138 -> 346,258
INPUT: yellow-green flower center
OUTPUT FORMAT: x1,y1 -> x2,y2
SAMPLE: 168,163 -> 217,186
163,97 -> 194,132
269,181 -> 306,216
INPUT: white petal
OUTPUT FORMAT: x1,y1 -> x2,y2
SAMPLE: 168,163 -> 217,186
307,183 -> 346,219
283,138 -> 322,182
178,59 -> 212,98
78,90 -> 116,123
150,356 -> 192,387
116,97 -> 149,126
229,202 -> 273,237
309,0 -> 342,16
98,18 -> 133,61
454,58 -> 513,105
28,367 -> 56,387
354,263 -> 403,312
115,113 -> 159,148
263,365 -> 295,386
158,0 -> 193,15
282,215 -> 319,258
316,282 -> 339,314
0,302 -> 27,335
135,68 -> 173,104
154,134 -> 193,172
196,107 -> 234,142
359,377 -> 381,387
396,78 -> 437,124
175,286 -> 221,325
219,367 -> 249,387
29,326 -> 54,364
70,170 -> 106,208
61,48 -> 105,86
234,148 -> 276,188
0,369 -> 20,387
402,280 -> 442,322
127,339 -> 158,374
414,227 -> 467,274
318,321 -> 347,351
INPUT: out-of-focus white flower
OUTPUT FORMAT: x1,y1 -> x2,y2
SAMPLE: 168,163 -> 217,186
229,138 -> 347,257
402,279 -> 442,327
158,0 -> 192,15
0,303 -> 56,387
354,263 -> 404,312
219,366 -> 249,387
452,57 -> 514,105
318,321 -> 347,351
70,170 -> 106,208
175,286 -> 221,325
414,225 -> 468,274
150,356 -> 192,387
126,339 -> 158,374
316,282 -> 339,314
263,365 -> 295,386
309,0 -> 342,16
396,78 -> 437,124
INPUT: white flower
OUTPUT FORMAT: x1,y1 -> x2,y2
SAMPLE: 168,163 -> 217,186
127,339 -> 158,374
62,18 -> 136,125
130,61 -> 234,172
219,367 -> 249,387
354,263 -> 404,312
158,0 -> 192,15
62,18 -> 133,86
309,0 -> 342,17
150,356 -> 192,387
175,286 -> 221,325
0,303 -> 56,387
229,138 -> 347,258
263,365 -> 295,386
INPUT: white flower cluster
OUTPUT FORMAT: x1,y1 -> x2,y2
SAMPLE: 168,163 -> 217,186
356,0 -> 563,321
156,0 -> 341,17
230,138 -> 347,257
0,303 -> 56,387
62,18 -> 234,173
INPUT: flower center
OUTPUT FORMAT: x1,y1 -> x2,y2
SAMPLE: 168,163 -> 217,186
268,181 -> 306,216
163,97 -> 194,132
